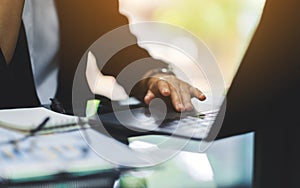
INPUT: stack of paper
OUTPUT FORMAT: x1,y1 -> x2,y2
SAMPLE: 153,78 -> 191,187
0,107 -> 78,131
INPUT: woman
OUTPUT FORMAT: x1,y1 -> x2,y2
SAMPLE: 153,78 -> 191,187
0,0 -> 205,111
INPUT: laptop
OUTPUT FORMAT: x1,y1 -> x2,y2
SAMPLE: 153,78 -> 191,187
93,91 -> 226,141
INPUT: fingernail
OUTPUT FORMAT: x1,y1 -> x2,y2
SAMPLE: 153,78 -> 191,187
144,97 -> 150,104
200,94 -> 206,100
177,103 -> 184,111
185,104 -> 193,111
163,89 -> 170,95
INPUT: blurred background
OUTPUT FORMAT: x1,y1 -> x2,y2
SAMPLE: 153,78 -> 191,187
117,1 -> 266,187
119,0 -> 265,88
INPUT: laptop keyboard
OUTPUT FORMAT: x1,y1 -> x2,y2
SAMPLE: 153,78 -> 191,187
98,107 -> 219,140
156,111 -> 218,139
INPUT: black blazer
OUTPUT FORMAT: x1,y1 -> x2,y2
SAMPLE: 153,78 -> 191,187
0,0 -> 165,109
208,1 -> 300,187
55,0 -> 166,108
0,23 -> 40,109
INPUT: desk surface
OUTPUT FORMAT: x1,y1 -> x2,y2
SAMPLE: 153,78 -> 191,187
0,127 -> 253,188
120,133 -> 254,188
1,98 -> 252,187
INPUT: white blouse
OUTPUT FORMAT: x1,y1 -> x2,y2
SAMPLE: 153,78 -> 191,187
22,0 -> 60,104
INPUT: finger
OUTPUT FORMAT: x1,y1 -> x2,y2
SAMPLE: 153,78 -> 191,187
180,86 -> 194,111
157,80 -> 171,97
144,90 -> 156,105
190,87 -> 206,101
170,86 -> 184,112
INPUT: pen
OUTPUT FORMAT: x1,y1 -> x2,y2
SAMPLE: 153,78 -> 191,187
30,117 -> 50,136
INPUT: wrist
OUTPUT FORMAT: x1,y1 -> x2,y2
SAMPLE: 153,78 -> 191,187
143,66 -> 175,86
144,66 -> 175,78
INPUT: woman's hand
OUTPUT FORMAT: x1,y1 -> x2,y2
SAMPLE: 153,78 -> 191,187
86,51 -> 205,111
144,73 -> 206,112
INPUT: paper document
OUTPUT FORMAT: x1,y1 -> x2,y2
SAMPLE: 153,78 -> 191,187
0,128 -> 114,180
0,107 -> 77,131
0,126 -> 158,180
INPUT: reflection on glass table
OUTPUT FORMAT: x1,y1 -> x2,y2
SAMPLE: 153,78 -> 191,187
120,132 -> 254,188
